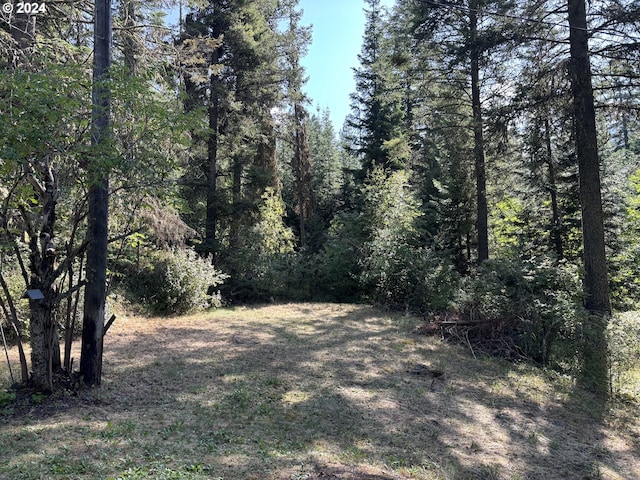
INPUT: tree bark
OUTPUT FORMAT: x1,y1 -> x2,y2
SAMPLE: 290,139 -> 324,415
470,5 -> 489,263
567,0 -> 611,315
567,0 -> 611,396
205,52 -> 220,258
80,0 -> 111,387
544,118 -> 563,259
121,0 -> 138,76
25,160 -> 61,392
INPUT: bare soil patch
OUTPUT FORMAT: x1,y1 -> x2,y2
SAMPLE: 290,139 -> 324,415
1,303 -> 638,479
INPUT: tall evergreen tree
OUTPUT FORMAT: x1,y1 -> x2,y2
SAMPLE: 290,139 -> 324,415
347,0 -> 404,175
281,4 -> 314,247
80,0 -> 112,387
567,0 -> 611,394
410,0 -> 523,263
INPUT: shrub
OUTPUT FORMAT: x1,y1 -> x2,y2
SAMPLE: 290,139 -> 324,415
361,241 -> 459,312
220,188 -> 296,302
607,312 -> 640,399
313,211 -> 366,302
131,249 -> 227,315
454,256 -> 585,366
359,168 -> 460,312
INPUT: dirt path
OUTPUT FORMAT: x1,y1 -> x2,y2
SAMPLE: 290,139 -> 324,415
1,303 -> 639,479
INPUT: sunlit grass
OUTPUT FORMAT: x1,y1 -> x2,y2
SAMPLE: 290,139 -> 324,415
0,303 -> 639,479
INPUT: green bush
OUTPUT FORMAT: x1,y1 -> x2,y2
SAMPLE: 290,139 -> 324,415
313,212 -> 366,302
607,312 -> 640,398
358,168 -> 459,312
131,249 -> 227,315
454,256 -> 585,366
361,241 -> 459,312
220,188 -> 296,302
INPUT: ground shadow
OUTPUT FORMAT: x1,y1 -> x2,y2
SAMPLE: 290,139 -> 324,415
1,303 -> 637,479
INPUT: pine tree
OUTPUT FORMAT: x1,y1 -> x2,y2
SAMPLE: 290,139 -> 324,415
347,0 -> 404,176
410,0 -> 523,263
80,0 -> 112,388
281,4 -> 314,247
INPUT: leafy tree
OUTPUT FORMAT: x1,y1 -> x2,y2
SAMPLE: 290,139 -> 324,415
0,57 -> 91,391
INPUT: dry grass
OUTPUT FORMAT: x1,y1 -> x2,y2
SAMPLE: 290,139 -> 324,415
1,303 -> 639,480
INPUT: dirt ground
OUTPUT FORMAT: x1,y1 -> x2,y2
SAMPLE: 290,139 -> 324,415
1,303 -> 639,479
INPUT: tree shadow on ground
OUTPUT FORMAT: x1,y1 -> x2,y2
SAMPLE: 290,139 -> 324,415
1,303 -> 638,480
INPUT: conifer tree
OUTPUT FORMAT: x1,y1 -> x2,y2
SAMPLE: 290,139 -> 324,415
410,0 -> 522,263
347,0 -> 404,176
282,4 -> 314,247
80,0 -> 111,387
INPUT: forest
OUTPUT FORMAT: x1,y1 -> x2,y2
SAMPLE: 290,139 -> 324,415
1,0 -> 640,402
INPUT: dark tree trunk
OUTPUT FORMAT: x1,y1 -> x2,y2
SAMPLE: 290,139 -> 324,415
293,103 -> 314,247
544,119 -> 564,259
567,0 -> 611,395
470,6 -> 489,263
567,0 -> 611,315
80,0 -> 111,387
205,55 -> 220,258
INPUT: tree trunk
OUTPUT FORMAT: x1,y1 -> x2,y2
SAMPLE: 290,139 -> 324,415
567,0 -> 611,315
80,0 -> 111,387
544,118 -> 563,259
470,6 -> 489,263
121,0 -> 138,76
567,0 -> 611,395
293,103 -> 314,247
29,288 -> 58,392
0,275 -> 28,382
23,158 -> 62,392
205,55 -> 220,258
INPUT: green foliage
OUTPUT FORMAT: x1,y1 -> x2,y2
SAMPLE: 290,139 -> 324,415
222,188 -> 296,301
455,256 -> 585,366
607,312 -> 640,399
252,189 -> 296,257
0,390 -> 16,407
491,197 -> 526,256
360,169 -> 459,311
347,0 -> 405,174
610,168 -> 640,309
110,464 -> 213,480
308,109 -> 343,219
313,212 -> 366,302
131,249 -> 227,315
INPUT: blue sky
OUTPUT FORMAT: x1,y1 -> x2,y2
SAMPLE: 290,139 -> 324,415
298,0 -> 395,130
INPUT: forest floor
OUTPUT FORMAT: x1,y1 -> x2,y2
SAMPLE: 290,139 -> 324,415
0,303 -> 639,480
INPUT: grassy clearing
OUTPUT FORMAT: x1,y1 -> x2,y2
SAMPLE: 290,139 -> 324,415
1,303 -> 639,479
